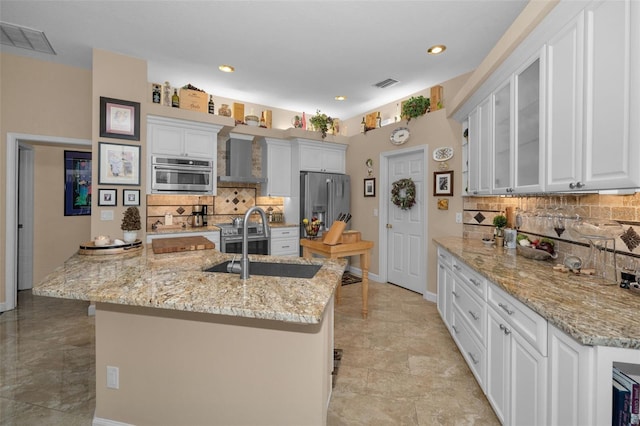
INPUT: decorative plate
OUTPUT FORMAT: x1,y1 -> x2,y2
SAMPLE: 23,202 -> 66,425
433,146 -> 454,161
390,127 -> 410,145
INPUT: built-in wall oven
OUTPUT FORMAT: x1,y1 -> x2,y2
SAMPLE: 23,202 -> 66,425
151,155 -> 214,193
217,222 -> 270,255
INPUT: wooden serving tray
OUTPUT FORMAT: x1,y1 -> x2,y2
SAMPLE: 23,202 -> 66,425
79,240 -> 143,256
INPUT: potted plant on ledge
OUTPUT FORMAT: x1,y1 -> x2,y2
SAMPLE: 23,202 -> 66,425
493,214 -> 508,248
401,96 -> 430,122
121,206 -> 141,243
309,110 -> 333,139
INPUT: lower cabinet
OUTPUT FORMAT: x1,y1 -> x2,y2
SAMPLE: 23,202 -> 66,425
270,226 -> 300,257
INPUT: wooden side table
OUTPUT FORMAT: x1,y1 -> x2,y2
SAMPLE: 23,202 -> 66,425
300,238 -> 374,319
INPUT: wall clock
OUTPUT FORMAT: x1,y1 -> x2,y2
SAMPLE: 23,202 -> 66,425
390,127 -> 410,145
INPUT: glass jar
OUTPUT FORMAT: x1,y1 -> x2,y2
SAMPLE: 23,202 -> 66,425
218,104 -> 231,117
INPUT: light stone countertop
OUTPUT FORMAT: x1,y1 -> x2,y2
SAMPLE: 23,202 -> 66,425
434,236 -> 640,349
32,247 -> 347,325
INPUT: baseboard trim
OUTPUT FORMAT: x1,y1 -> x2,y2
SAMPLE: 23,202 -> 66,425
346,265 -> 380,283
93,416 -> 134,426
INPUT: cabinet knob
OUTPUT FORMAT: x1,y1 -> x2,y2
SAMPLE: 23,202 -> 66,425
576,181 -> 585,188
386,224 -> 393,229
569,182 -> 576,189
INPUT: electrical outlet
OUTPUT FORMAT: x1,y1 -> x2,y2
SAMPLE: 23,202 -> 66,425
107,366 -> 119,389
455,212 -> 463,224
373,208 -> 378,217
100,210 -> 114,221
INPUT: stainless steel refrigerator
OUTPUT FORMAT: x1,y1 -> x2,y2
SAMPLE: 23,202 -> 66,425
300,171 -> 350,237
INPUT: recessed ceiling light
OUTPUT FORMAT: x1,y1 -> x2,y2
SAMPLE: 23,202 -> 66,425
218,64 -> 235,73
334,96 -> 347,101
427,45 -> 446,55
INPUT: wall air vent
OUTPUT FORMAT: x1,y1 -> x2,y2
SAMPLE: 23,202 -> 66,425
373,78 -> 399,89
1,22 -> 56,55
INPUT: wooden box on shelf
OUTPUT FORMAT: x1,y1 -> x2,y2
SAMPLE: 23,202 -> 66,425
430,85 -> 443,111
233,103 -> 245,121
179,89 -> 208,113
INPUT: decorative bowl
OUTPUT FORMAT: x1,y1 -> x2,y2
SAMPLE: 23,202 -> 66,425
517,245 -> 558,261
304,224 -> 320,238
245,115 -> 259,127
481,238 -> 494,247
94,236 -> 111,246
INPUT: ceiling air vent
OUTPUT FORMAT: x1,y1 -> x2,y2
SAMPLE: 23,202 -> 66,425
1,22 -> 56,55
373,78 -> 399,89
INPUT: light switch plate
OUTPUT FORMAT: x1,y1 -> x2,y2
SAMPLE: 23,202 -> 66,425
455,212 -> 463,224
106,366 -> 119,389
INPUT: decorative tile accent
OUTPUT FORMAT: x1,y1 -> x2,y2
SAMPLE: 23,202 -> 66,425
474,212 -> 486,224
215,187 -> 256,214
176,206 -> 185,215
621,227 -> 640,252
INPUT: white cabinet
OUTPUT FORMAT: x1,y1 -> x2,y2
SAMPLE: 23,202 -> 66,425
546,0 -> 640,191
487,283 -> 548,426
492,80 -> 513,194
547,324 -> 595,426
270,226 -> 299,257
467,97 -> 492,195
436,248 -> 453,330
298,140 -> 347,173
261,138 -> 291,197
148,115 -> 220,159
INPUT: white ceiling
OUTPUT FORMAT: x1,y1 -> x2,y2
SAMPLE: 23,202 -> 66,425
1,0 -> 528,120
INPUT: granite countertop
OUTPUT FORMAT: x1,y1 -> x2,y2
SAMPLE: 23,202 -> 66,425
147,223 -> 297,235
32,247 -> 346,325
434,236 -> 640,349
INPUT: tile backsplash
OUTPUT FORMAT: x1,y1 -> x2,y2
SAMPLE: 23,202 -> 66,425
146,184 -> 284,231
464,193 -> 640,280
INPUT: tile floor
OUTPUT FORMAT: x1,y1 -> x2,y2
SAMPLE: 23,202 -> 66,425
0,282 -> 498,425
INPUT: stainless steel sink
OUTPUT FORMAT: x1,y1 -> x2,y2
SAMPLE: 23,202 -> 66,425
205,261 -> 321,278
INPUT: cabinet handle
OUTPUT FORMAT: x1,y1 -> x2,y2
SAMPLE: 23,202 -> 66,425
453,264 -> 461,271
282,231 -> 290,235
469,278 -> 480,287
468,352 -> 479,365
498,302 -> 514,315
451,290 -> 459,298
468,310 -> 479,321
439,254 -> 446,259
282,245 -> 290,249
452,325 -> 459,334
576,181 -> 585,188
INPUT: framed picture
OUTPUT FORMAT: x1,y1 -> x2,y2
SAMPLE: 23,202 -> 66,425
98,142 -> 140,185
64,150 -> 92,216
123,189 -> 140,206
433,171 -> 454,196
100,97 -> 140,141
364,178 -> 376,197
98,188 -> 117,206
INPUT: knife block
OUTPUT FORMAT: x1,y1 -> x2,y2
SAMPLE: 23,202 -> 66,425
322,221 -> 347,245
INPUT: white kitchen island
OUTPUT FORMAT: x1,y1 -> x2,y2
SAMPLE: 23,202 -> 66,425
33,247 -> 346,426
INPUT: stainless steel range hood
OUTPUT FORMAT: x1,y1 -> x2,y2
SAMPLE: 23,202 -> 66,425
218,132 -> 266,183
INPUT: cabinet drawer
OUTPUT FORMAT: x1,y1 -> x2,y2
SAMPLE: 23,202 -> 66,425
271,227 -> 299,239
452,280 -> 486,344
437,247 -> 453,269
452,306 -> 486,388
452,259 -> 487,300
270,238 -> 299,256
488,282 -> 547,355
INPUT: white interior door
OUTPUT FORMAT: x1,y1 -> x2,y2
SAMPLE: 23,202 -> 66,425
386,150 -> 425,293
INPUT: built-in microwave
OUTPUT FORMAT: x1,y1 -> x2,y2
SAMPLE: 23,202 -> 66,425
151,155 -> 214,193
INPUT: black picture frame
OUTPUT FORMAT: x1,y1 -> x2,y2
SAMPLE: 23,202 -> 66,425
98,142 -> 141,185
364,178 -> 376,197
123,189 -> 140,206
98,188 -> 117,206
64,150 -> 92,216
434,171 -> 454,196
100,97 -> 140,141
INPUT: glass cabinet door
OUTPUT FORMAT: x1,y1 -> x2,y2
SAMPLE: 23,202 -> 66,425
515,57 -> 541,189
493,81 -> 512,192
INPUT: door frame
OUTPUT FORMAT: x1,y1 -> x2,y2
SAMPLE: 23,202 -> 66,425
18,143 -> 34,291
3,133 -> 91,312
378,144 -> 429,295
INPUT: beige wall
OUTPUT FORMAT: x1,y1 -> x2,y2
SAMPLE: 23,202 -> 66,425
33,145 -> 91,284
345,73 -> 469,296
0,52 -> 92,304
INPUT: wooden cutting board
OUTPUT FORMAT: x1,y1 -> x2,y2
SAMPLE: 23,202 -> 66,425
152,236 -> 215,254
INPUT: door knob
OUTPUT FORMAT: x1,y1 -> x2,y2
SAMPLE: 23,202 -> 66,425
386,224 -> 392,229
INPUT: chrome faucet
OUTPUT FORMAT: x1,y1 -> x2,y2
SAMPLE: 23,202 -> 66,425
239,206 -> 270,279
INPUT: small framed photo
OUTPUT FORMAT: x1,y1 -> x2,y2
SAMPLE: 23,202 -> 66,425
434,171 -> 454,196
98,142 -> 141,185
98,188 -> 117,206
364,178 -> 376,197
123,189 -> 140,206
100,97 -> 140,141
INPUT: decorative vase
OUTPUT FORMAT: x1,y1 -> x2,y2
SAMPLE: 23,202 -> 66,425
123,231 -> 137,243
218,104 -> 231,117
